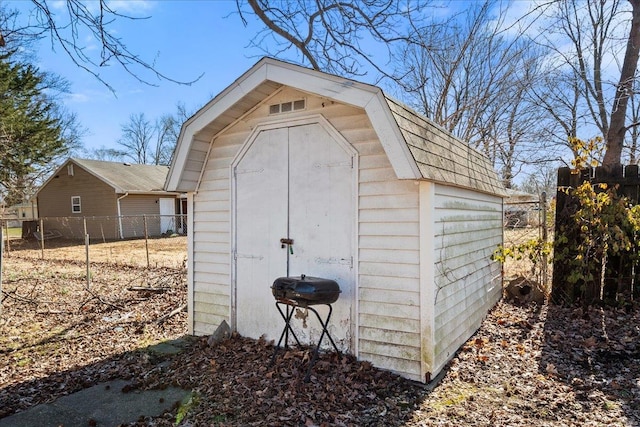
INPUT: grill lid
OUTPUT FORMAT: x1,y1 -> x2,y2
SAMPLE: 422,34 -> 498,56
271,274 -> 341,305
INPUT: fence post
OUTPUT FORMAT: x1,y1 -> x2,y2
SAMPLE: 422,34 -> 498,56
39,218 -> 45,259
0,221 -> 3,315
3,220 -> 9,255
84,217 -> 90,289
85,233 -> 91,290
541,192 -> 548,292
143,215 -> 150,268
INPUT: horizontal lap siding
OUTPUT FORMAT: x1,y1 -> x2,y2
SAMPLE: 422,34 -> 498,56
190,88 -> 422,380
191,131 -> 246,336
432,185 -> 502,373
177,137 -> 211,192
120,195 -> 162,238
335,109 -> 422,381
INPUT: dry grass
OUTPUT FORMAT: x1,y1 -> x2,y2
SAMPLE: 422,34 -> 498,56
3,235 -> 187,269
0,255 -> 187,419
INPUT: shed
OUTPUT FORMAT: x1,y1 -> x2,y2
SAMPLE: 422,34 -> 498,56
37,158 -> 184,240
166,58 -> 505,382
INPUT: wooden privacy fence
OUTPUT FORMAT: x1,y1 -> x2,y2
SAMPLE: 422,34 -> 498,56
553,165 -> 640,305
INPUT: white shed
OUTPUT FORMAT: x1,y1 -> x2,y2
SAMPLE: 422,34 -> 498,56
166,58 -> 505,383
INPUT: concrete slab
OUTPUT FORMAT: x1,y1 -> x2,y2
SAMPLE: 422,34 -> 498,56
0,379 -> 190,427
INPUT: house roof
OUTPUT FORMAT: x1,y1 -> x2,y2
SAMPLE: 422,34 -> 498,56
505,188 -> 539,202
38,158 -> 177,196
73,158 -> 172,193
166,57 -> 506,197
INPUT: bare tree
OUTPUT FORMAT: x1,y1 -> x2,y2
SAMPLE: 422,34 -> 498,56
1,1 -> 200,92
153,114 -> 177,166
115,104 -> 191,166
152,103 -> 190,165
627,76 -> 640,163
528,65 -> 585,160
540,0 -> 640,167
603,0 -> 640,166
391,1 -> 548,187
117,113 -> 154,164
90,146 -> 126,162
238,0 -> 438,79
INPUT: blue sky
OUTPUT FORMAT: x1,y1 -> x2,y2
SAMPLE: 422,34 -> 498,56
10,1 -> 539,158
13,0 -> 278,153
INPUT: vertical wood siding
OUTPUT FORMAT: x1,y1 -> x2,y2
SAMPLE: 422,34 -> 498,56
431,184 -> 503,374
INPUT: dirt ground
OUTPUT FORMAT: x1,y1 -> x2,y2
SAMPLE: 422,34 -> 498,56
1,239 -> 639,426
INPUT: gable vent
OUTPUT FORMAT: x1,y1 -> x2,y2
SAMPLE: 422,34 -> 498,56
269,99 -> 306,115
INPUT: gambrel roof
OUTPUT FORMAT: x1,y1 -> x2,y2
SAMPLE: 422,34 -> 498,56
166,57 -> 506,196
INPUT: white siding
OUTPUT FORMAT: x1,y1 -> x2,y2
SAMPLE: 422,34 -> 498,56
190,88 -> 423,380
191,131 -> 245,335
431,184 -> 503,374
187,85 -> 502,383
342,110 -> 422,381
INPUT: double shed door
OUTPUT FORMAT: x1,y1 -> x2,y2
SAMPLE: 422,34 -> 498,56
234,123 -> 355,351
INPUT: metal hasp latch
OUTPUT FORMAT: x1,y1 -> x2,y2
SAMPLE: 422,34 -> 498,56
280,238 -> 294,254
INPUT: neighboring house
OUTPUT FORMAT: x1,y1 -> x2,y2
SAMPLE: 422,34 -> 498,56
504,188 -> 541,228
1,200 -> 38,230
37,158 -> 184,240
10,200 -> 38,221
0,210 -> 19,228
165,58 -> 506,383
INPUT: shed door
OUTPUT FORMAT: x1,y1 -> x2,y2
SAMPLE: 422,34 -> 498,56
235,123 -> 354,351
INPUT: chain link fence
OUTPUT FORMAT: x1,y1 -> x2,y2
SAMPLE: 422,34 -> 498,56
502,192 -> 552,297
2,215 -> 187,270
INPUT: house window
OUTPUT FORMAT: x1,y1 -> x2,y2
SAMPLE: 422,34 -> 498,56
67,164 -> 74,176
71,196 -> 81,213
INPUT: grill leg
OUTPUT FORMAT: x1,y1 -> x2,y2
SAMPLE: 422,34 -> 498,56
304,304 -> 341,382
271,302 -> 302,366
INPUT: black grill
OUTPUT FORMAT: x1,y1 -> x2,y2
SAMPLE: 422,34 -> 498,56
271,274 -> 341,305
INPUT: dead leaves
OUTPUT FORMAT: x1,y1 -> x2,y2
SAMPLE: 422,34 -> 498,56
137,335 -> 424,426
3,252 -> 640,427
409,301 -> 640,426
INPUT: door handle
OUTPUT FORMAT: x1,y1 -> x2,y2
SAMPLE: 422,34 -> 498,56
280,238 -> 294,254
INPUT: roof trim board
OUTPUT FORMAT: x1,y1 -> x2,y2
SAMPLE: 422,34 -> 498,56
166,57 -> 505,197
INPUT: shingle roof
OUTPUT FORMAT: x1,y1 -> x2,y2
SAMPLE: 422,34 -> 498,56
71,158 -> 171,193
385,97 -> 507,196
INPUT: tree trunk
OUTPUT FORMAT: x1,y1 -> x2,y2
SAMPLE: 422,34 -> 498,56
603,0 -> 640,167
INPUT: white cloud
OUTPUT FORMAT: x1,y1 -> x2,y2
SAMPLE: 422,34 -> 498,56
106,0 -> 155,15
67,92 -> 91,103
